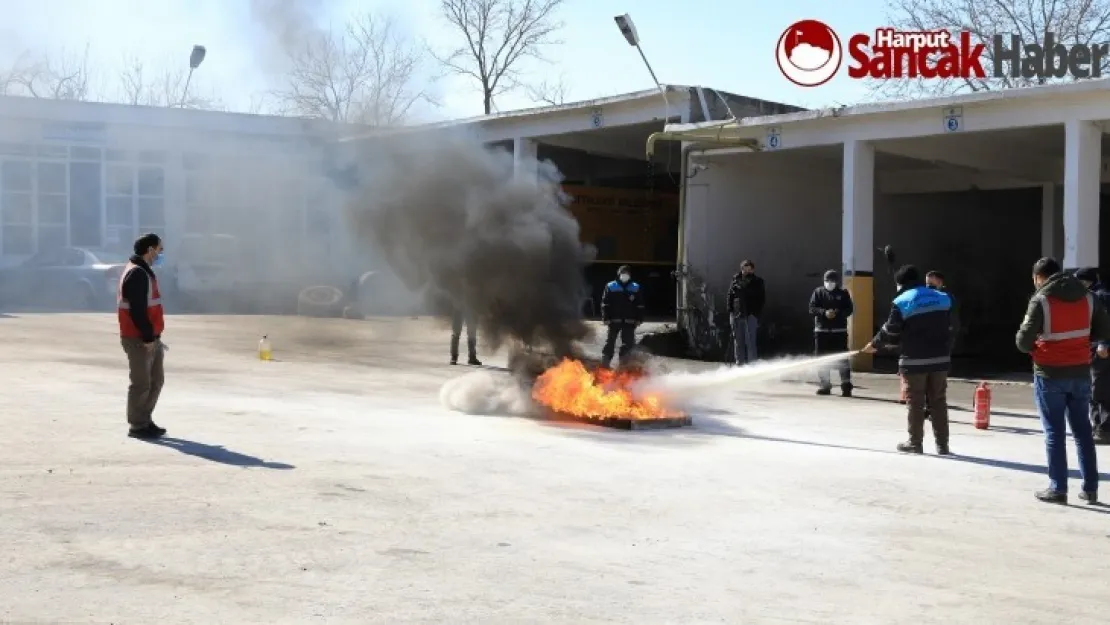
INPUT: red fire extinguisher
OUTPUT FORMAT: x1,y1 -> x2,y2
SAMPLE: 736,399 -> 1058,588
973,382 -> 992,430
899,374 -> 909,404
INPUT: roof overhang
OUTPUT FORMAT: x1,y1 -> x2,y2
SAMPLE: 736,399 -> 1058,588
649,78 -> 1110,156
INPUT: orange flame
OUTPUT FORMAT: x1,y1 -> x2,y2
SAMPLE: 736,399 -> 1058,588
530,358 -> 683,420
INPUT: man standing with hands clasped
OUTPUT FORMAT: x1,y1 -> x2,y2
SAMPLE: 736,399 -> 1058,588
809,270 -> 854,397
118,233 -> 168,440
1016,258 -> 1110,505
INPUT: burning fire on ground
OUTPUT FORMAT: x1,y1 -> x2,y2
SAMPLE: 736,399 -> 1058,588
530,358 -> 684,420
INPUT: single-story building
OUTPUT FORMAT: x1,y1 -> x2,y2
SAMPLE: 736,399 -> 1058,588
650,79 -> 1110,368
0,86 -> 798,316
340,85 -> 801,315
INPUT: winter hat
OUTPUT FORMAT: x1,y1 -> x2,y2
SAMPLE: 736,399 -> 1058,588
1075,267 -> 1100,283
823,270 -> 840,282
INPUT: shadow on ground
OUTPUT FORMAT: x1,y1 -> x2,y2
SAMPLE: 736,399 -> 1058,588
144,437 -> 295,470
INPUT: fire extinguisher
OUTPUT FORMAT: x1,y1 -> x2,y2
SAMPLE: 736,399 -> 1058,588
973,382 -> 992,430
899,374 -> 909,404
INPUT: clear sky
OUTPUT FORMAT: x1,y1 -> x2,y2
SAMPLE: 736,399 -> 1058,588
0,0 -> 890,121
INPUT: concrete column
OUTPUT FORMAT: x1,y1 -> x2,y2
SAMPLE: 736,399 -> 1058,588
842,140 -> 875,371
513,137 -> 538,179
1063,120 -> 1101,270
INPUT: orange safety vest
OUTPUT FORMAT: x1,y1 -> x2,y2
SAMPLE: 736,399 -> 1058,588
117,262 -> 165,339
1032,293 -> 1093,367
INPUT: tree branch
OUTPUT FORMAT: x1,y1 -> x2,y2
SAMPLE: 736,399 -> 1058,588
434,0 -> 565,114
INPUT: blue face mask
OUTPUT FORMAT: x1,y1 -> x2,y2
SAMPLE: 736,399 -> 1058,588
152,251 -> 165,268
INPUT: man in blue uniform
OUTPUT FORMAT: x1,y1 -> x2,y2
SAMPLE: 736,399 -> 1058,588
600,265 -> 644,369
862,265 -> 953,455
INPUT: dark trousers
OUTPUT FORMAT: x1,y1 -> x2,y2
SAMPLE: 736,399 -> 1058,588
1091,358 -> 1110,434
904,370 -> 949,446
121,338 -> 164,429
602,322 -> 636,363
814,331 -> 851,389
450,311 -> 476,360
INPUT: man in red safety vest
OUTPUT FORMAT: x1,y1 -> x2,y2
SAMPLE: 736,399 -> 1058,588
1017,257 -> 1110,505
119,232 -> 167,440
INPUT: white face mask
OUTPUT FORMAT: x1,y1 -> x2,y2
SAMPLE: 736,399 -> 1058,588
619,274 -> 630,283
824,281 -> 836,291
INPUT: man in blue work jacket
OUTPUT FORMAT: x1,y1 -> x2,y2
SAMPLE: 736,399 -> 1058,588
600,265 -> 645,369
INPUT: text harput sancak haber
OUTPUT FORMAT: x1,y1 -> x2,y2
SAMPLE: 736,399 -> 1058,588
848,29 -> 1109,80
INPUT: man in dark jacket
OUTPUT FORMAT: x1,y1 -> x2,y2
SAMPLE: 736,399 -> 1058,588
600,265 -> 644,369
925,270 -> 960,353
923,270 -> 959,419
862,265 -> 952,455
119,233 -> 168,440
809,269 -> 854,397
1076,267 -> 1110,445
726,259 -> 766,365
1017,258 -> 1110,504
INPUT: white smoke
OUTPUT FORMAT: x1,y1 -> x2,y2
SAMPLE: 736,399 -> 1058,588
439,371 -> 535,416
790,43 -> 831,70
630,352 -> 854,404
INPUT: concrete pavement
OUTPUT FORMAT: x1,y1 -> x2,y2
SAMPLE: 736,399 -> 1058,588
1,313 -> 1106,625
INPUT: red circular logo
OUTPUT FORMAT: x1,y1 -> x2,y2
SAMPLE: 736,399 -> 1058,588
776,20 -> 843,87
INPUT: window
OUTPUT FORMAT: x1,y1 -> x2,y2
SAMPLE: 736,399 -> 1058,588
137,166 -> 164,233
36,162 -> 68,250
105,164 -> 135,246
1,160 -> 33,254
70,146 -> 101,161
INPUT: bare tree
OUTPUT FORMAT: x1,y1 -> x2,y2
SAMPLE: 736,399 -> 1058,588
9,45 -> 95,100
116,55 -> 222,109
526,75 -> 569,106
270,11 -> 431,125
434,0 -> 565,114
874,0 -> 1110,99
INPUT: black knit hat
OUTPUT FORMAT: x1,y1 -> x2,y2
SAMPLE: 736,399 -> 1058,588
1075,267 -> 1100,283
823,270 -> 840,282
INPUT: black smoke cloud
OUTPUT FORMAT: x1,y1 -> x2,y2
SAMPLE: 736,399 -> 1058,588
338,129 -> 595,358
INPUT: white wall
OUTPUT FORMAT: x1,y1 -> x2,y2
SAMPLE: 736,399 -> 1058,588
683,149 -> 842,333
685,148 -> 1045,354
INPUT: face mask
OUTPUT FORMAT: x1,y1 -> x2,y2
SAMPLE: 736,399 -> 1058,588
824,281 -> 836,291
153,251 -> 165,268
619,274 -> 630,283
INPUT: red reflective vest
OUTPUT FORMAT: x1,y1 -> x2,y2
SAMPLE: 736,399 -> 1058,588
1032,293 -> 1093,367
117,262 -> 165,339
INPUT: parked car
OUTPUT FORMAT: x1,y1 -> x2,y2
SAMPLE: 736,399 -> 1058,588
0,247 -> 129,310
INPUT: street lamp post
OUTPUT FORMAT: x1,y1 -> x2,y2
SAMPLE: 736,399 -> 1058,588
179,45 -> 207,108
613,14 -> 669,113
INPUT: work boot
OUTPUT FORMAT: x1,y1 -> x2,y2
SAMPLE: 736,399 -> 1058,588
816,387 -> 832,396
936,442 -> 951,456
896,441 -> 923,454
449,358 -> 458,365
840,383 -> 853,398
601,358 -> 613,370
1034,489 -> 1068,504
128,423 -> 165,440
467,356 -> 482,366
1079,491 -> 1098,504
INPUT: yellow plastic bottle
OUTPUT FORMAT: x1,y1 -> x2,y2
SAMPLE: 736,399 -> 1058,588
259,335 -> 272,361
